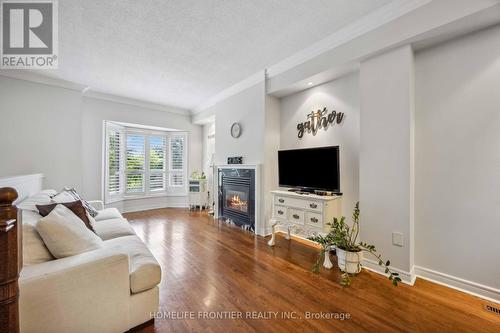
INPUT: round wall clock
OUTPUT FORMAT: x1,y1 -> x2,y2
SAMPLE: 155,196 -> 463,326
230,122 -> 242,138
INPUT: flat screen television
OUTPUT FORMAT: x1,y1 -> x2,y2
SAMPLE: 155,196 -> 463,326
278,146 -> 340,192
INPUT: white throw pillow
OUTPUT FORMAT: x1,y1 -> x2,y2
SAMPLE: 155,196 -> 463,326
22,210 -> 54,265
36,204 -> 103,258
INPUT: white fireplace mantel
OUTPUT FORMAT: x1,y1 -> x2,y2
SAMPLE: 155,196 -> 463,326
214,164 -> 265,236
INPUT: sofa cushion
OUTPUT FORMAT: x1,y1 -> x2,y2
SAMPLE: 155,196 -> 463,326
104,235 -> 161,293
36,205 -> 103,258
17,190 -> 57,212
21,210 -> 54,265
94,207 -> 123,221
93,218 -> 136,240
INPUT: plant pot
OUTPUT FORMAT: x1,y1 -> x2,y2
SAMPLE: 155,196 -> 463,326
336,248 -> 363,274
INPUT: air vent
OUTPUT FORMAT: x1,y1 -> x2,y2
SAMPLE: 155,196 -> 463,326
485,304 -> 500,315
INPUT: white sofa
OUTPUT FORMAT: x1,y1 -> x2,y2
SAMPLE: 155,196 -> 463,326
17,190 -> 161,333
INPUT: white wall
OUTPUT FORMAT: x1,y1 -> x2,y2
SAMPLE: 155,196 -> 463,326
0,76 -> 203,212
262,94 -> 281,234
202,80 -> 277,235
279,73 -> 360,217
202,122 -> 215,175
210,81 -> 266,165
201,122 -> 215,205
360,45 -> 415,277
0,77 -> 83,190
415,25 -> 500,291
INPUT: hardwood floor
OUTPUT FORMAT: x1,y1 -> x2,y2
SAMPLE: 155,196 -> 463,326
124,208 -> 500,333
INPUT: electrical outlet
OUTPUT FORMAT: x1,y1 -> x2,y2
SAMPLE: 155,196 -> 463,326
392,232 -> 404,247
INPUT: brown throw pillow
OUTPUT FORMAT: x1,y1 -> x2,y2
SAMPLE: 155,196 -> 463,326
36,200 -> 95,232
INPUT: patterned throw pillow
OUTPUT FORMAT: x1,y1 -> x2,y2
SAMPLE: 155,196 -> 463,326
52,188 -> 99,218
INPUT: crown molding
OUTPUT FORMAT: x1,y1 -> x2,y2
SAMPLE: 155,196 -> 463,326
0,70 -> 88,91
2,1 -> 431,117
266,0 -> 431,77
192,0 -> 430,114
83,89 -> 191,116
192,70 -> 265,114
0,70 -> 190,116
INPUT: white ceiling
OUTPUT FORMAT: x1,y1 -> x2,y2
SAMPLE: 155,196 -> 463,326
39,0 -> 395,110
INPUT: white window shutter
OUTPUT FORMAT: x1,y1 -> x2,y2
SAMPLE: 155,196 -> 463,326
149,135 -> 167,192
126,133 -> 146,194
169,134 -> 186,188
105,122 -> 125,202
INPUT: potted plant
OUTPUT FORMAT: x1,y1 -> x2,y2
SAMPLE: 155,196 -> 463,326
308,202 -> 402,286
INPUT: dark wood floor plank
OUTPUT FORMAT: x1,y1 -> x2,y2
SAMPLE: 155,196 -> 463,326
125,208 -> 500,333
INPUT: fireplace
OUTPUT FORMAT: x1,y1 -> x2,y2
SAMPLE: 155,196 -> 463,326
226,190 -> 249,213
218,168 -> 255,231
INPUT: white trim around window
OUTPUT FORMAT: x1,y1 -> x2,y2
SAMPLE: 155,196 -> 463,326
103,121 -> 188,204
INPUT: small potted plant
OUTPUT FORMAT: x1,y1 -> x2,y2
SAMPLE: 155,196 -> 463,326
308,202 -> 402,286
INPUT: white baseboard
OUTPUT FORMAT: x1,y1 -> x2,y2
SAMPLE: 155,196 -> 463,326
414,266 -> 500,304
269,233 -> 500,304
106,200 -> 189,213
122,203 -> 188,213
257,227 -> 272,237
362,258 -> 416,285
104,195 -> 190,213
363,261 -> 500,304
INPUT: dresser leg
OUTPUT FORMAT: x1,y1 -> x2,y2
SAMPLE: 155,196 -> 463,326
268,219 -> 277,246
285,225 -> 291,240
323,248 -> 333,269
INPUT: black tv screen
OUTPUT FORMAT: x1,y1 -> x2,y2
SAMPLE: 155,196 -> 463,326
278,146 -> 340,192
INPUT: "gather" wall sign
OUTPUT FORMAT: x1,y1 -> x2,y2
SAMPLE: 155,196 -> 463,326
297,107 -> 344,138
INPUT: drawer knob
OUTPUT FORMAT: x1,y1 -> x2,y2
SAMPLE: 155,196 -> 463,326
278,210 -> 284,215
293,214 -> 300,219
278,198 -> 285,203
310,217 -> 318,223
309,203 -> 317,209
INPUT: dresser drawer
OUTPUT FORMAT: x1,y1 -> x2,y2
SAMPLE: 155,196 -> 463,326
305,211 -> 323,228
275,196 -> 287,205
274,196 -> 303,208
304,200 -> 323,212
288,208 -> 304,225
274,205 -> 287,219
274,195 -> 323,212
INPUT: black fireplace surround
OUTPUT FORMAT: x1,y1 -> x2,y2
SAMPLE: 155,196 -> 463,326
218,168 -> 255,232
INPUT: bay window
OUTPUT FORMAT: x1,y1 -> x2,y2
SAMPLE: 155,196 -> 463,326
104,121 -> 188,203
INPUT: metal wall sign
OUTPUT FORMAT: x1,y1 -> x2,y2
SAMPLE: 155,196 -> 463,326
297,107 -> 344,138
227,156 -> 243,164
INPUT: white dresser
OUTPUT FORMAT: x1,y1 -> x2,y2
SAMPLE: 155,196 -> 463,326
268,190 -> 342,244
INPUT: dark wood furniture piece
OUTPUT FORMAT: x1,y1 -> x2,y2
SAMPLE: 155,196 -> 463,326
0,187 -> 21,333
